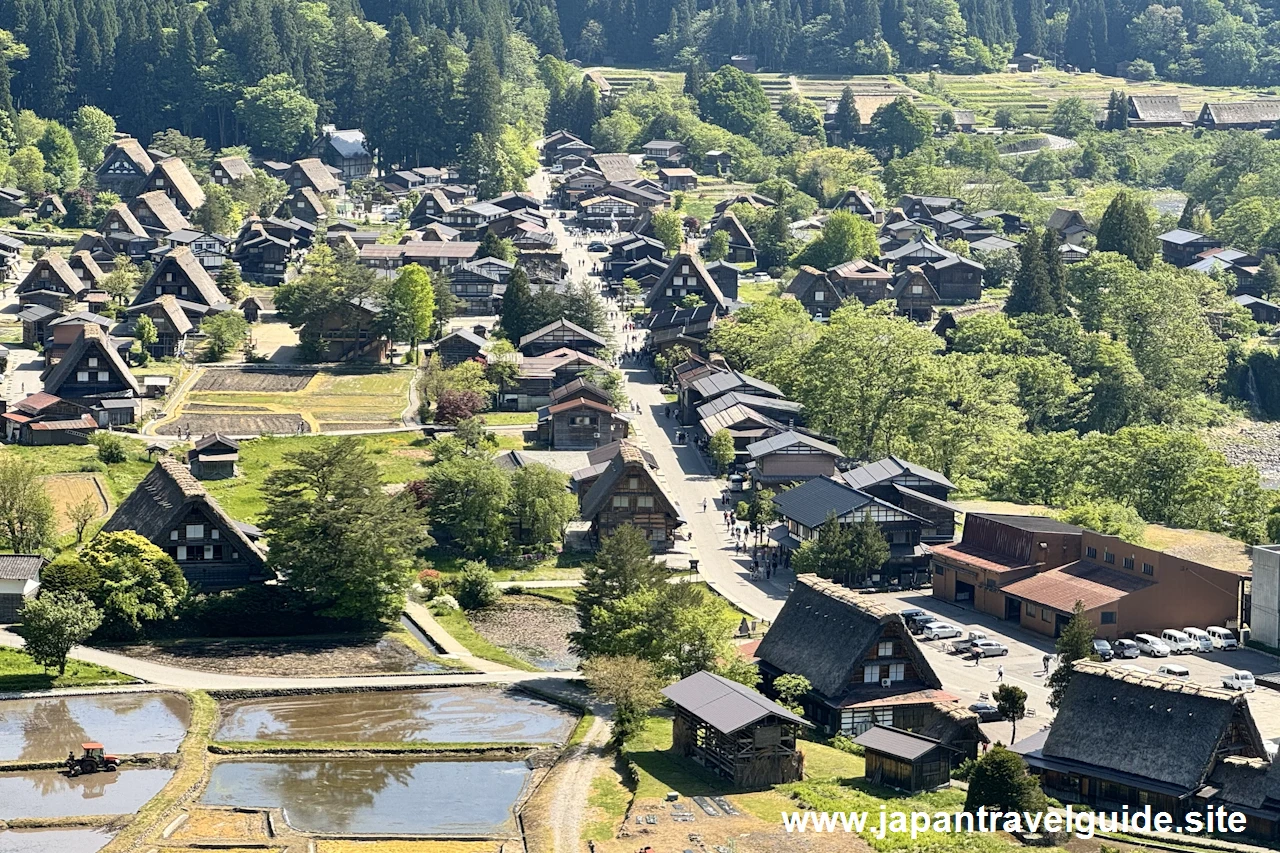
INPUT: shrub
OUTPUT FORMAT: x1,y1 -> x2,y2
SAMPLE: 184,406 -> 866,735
180,585 -> 359,637
90,431 -> 128,464
417,567 -> 444,599
453,560 -> 500,610
829,732 -> 864,755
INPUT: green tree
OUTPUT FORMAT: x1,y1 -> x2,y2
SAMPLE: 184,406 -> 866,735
70,106 -> 115,167
134,314 -> 158,365
263,438 -> 427,622
697,65 -> 771,135
216,263 -> 247,303
1096,191 -> 1155,269
790,512 -> 854,582
200,311 -> 249,360
993,683 -> 1028,743
1104,90 -> 1130,130
477,230 -> 516,262
793,210 -> 879,269
36,121 -> 80,190
10,145 -> 45,196
0,456 -> 55,555
66,495 -> 99,544
573,525 -> 668,657
509,463 -> 579,546
964,746 -> 1047,812
151,130 -> 214,173
462,41 -> 503,142
1048,600 -> 1095,709
1050,96 -> 1096,137
870,96 -> 933,157
703,229 -> 729,261
847,511 -> 891,587
454,560 -> 500,610
773,673 -> 812,714
424,455 -> 512,556
379,263 -> 436,356
235,74 -> 319,157
583,654 -> 663,745
651,209 -> 684,253
1005,228 -> 1056,316
1057,500 -> 1145,541
498,267 -> 536,343
19,592 -> 102,675
1255,255 -> 1280,299
193,182 -> 236,234
709,429 -> 735,474
77,531 -> 188,639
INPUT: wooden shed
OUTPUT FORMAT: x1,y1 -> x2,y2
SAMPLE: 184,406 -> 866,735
662,670 -> 811,788
855,725 -> 954,792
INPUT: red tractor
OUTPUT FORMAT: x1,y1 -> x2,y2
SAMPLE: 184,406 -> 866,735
66,742 -> 120,776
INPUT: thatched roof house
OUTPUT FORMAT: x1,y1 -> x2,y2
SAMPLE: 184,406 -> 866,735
102,456 -> 269,589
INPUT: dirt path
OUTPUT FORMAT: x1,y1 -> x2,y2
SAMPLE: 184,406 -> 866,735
549,715 -> 613,853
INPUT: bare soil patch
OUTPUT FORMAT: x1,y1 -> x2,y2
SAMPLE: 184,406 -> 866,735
170,808 -> 269,840
183,403 -> 272,413
111,633 -> 451,677
156,413 -> 308,436
1205,419 -> 1280,489
193,368 -> 316,393
42,473 -> 108,533
468,595 -> 580,671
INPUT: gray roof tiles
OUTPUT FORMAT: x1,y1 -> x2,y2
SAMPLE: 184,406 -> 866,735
662,670 -> 809,734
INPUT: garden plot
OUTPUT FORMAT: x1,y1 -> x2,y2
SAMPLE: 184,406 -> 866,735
192,369 -> 317,393
42,473 -> 109,534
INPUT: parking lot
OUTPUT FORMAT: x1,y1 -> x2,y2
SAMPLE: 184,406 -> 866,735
870,590 -> 1280,745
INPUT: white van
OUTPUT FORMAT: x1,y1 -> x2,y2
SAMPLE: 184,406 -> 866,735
1208,627 -> 1239,650
1156,663 -> 1190,680
1161,629 -> 1195,654
1222,670 -> 1255,691
1183,628 -> 1214,652
1135,633 -> 1171,657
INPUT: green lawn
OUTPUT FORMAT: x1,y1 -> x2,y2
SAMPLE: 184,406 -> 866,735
0,648 -> 136,692
428,605 -> 541,671
6,439 -> 156,506
421,547 -> 587,582
738,279 -> 780,303
481,412 -> 539,426
584,772 -> 632,843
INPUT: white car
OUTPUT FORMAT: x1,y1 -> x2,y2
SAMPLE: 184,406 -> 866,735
1156,663 -> 1191,680
972,639 -> 1009,657
1184,628 -> 1214,652
1222,670 -> 1255,691
1113,639 -> 1141,659
1208,627 -> 1239,650
1161,629 -> 1196,654
923,621 -> 963,640
1135,633 -> 1171,657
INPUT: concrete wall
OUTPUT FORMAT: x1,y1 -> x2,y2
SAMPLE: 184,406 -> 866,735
1252,545 -> 1280,648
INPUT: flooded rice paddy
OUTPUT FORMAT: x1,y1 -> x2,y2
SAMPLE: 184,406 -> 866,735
200,758 -> 530,836
214,688 -> 577,743
0,767 -> 175,820
0,693 -> 190,762
0,828 -> 114,853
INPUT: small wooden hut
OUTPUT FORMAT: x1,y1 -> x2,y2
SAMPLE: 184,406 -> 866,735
661,670 -> 811,788
855,725 -> 955,792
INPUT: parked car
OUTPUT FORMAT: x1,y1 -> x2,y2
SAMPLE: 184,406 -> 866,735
968,702 -> 1002,722
1120,664 -> 1151,675
1113,639 -> 1141,659
587,241 -> 609,252
1157,663 -> 1191,680
1184,627 -> 1214,652
1222,670 -> 1255,691
1208,627 -> 1239,650
899,608 -> 928,625
752,272 -> 772,282
1161,629 -> 1195,654
959,631 -> 988,651
1092,639 -> 1114,661
972,639 -> 1009,657
1135,633 -> 1171,657
923,621 -> 963,640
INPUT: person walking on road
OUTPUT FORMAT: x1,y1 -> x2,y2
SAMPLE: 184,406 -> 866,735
997,665 -> 1004,682
702,497 -> 708,512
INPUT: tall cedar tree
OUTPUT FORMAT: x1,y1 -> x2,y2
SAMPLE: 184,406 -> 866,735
833,86 -> 861,143
462,40 -> 502,143
572,525 -> 667,657
847,511 -> 891,586
1005,227 -> 1056,316
1097,190 -> 1156,269
1104,90 -> 1129,130
499,266 -> 536,342
1255,256 -> 1280,298
1040,228 -> 1070,313
1047,600 -> 1096,709
262,438 -> 427,623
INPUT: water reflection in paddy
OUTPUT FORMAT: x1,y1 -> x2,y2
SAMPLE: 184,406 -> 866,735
0,693 -> 190,763
215,688 -> 576,743
200,758 -> 530,836
0,768 -> 175,820
0,827 -> 114,853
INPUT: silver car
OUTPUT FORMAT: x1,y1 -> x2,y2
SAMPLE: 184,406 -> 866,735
972,639 -> 1009,657
924,621 -> 963,640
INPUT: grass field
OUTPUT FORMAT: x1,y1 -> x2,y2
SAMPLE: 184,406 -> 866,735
427,605 -> 542,671
6,440 -> 155,507
172,366 -> 414,434
0,647 -> 135,691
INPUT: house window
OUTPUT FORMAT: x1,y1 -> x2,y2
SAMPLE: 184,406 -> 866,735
814,291 -> 824,301
186,524 -> 204,539
1104,551 -> 1115,564
888,663 -> 905,682
1101,612 -> 1116,624
636,495 -> 654,508
611,495 -> 629,508
570,416 -> 593,426
204,545 -> 214,559
1026,602 -> 1035,616
176,546 -> 187,560
1086,546 -> 1097,558
180,286 -> 188,295
628,477 -> 639,489
911,285 -> 923,294
863,664 -> 880,683
1142,562 -> 1154,575
155,177 -> 165,187
211,529 -> 219,539
77,371 -> 89,382
97,372 -> 109,382
88,357 -> 99,367
170,530 -> 179,541
878,641 -> 893,657
166,272 -> 173,281
1123,556 -> 1134,569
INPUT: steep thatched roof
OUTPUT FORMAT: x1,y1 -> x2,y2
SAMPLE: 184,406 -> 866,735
102,457 -> 265,570
17,251 -> 86,297
130,190 -> 191,233
134,246 -> 227,310
149,158 -> 206,211
1129,95 -> 1185,123
1200,100 -> 1280,126
127,294 -> 194,336
1042,661 -> 1267,793
42,323 -> 140,397
755,575 -> 942,700
579,440 -> 683,523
